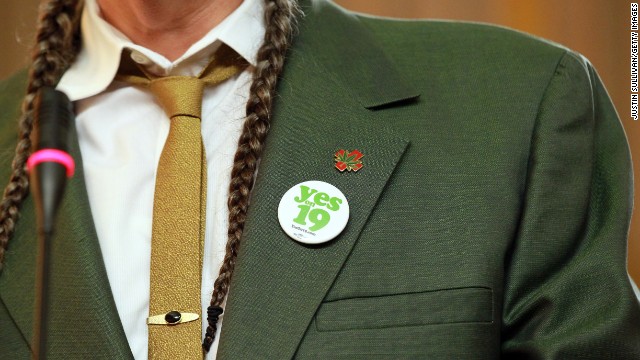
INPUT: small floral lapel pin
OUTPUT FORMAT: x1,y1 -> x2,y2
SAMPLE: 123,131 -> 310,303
334,149 -> 363,172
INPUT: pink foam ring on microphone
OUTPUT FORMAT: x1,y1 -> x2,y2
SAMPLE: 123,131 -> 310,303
27,149 -> 75,178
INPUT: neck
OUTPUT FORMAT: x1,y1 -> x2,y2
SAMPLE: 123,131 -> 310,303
97,0 -> 244,61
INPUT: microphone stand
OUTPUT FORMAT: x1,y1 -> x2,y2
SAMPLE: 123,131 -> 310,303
28,87 -> 75,360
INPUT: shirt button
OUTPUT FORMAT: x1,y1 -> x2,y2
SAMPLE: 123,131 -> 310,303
130,50 -> 150,64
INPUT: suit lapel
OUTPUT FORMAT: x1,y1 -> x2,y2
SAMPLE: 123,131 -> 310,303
0,117 -> 132,358
217,1 -> 419,358
0,1 -> 419,357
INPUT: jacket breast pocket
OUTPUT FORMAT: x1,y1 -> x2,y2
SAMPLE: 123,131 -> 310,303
315,287 -> 493,332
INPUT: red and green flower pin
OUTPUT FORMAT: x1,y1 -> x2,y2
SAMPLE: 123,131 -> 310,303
334,149 -> 363,172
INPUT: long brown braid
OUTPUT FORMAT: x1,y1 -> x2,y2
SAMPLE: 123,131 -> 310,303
203,0 -> 300,351
0,0 -> 300,350
0,0 -> 82,271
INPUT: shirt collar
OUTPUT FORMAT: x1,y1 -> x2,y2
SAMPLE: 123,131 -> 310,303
57,0 -> 265,101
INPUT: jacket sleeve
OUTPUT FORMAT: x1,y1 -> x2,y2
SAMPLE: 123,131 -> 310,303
501,50 -> 640,358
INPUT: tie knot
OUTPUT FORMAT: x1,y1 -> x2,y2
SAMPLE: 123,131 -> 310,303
149,76 -> 204,119
116,43 -> 248,120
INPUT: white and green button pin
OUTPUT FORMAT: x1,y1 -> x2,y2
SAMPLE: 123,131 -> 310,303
278,180 -> 350,245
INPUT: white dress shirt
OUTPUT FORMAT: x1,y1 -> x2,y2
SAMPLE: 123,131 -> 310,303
56,0 -> 266,358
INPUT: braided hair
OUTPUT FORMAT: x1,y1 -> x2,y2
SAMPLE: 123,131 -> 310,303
0,0 -> 82,270
0,0 -> 300,350
203,0 -> 300,350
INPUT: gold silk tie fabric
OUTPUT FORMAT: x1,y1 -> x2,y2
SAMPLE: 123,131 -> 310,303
119,44 -> 247,359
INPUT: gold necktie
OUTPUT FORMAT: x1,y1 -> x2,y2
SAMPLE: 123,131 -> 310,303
119,44 -> 246,359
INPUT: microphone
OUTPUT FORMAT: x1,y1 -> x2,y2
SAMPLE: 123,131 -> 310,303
27,87 -> 75,235
26,87 -> 75,360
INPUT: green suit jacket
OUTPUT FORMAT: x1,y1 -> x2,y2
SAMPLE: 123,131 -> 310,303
1,1 -> 639,358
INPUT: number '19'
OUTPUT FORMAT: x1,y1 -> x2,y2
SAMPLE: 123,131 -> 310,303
293,205 -> 330,231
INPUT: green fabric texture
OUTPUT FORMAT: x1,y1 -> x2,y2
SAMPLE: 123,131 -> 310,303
1,0 -> 639,358
0,74 -> 133,357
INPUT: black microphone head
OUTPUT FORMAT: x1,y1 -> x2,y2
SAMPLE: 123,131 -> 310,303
29,87 -> 76,234
33,87 -> 74,152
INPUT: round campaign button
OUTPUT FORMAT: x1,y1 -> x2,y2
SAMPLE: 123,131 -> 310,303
278,180 -> 350,245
